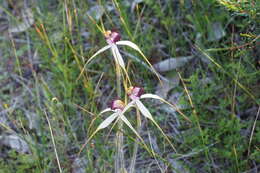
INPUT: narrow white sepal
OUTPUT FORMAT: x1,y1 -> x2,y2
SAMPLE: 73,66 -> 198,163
112,44 -> 125,69
116,40 -> 141,52
122,100 -> 135,114
135,100 -> 154,121
116,40 -> 162,83
140,93 -> 162,100
120,114 -> 142,139
141,93 -> 191,122
111,45 -> 119,64
96,113 -> 118,130
86,45 -> 111,64
99,108 -> 113,115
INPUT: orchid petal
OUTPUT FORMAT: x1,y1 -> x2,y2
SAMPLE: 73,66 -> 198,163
111,45 -> 131,83
135,100 -> 177,152
119,114 -> 154,157
77,45 -> 111,80
99,108 -> 113,115
112,44 -> 125,69
135,100 -> 154,121
116,40 -> 161,84
96,113 -> 118,131
111,45 -> 119,64
140,93 -> 161,100
120,114 -> 142,139
87,45 -> 112,64
116,40 -> 140,53
78,112 -> 118,155
140,94 -> 191,122
122,100 -> 135,114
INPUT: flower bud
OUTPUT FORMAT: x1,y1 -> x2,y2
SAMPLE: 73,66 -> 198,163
127,86 -> 144,100
109,99 -> 125,110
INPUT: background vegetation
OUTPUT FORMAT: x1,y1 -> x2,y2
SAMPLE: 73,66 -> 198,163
0,0 -> 259,172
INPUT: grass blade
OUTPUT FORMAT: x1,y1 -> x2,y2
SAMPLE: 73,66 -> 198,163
44,111 -> 63,173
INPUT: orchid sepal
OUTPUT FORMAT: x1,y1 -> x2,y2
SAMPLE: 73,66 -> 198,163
116,40 -> 162,84
99,108 -> 113,115
135,99 -> 177,152
77,45 -> 111,80
111,44 -> 125,69
140,93 -> 191,122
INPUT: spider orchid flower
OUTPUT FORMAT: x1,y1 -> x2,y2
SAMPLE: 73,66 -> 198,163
126,86 -> 192,152
78,99 -> 142,155
126,86 -> 167,125
78,30 -> 161,82
127,86 -> 191,122
91,99 -> 140,138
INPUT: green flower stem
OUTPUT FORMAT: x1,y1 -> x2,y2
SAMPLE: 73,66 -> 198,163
129,109 -> 141,173
115,64 -> 125,173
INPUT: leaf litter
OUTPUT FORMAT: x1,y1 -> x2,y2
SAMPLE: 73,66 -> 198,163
8,8 -> 34,33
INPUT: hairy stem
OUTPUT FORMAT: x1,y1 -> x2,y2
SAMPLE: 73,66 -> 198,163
115,64 -> 125,173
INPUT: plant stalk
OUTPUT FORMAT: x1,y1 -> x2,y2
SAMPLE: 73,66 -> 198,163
129,109 -> 141,173
115,64 -> 125,173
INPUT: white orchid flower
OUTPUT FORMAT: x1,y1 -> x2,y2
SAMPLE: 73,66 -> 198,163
78,30 -> 161,82
126,86 -> 192,152
127,86 -> 191,122
84,30 -> 125,70
78,99 -> 141,155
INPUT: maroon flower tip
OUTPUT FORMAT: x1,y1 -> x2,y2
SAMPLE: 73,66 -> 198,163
109,99 -> 125,110
104,30 -> 121,44
127,86 -> 144,100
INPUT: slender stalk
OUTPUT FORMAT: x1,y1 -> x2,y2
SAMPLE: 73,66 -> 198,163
10,36 -> 22,77
129,109 -> 141,173
44,111 -> 63,173
115,64 -> 125,173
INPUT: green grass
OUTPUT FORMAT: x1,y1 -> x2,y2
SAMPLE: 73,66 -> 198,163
0,0 -> 259,172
